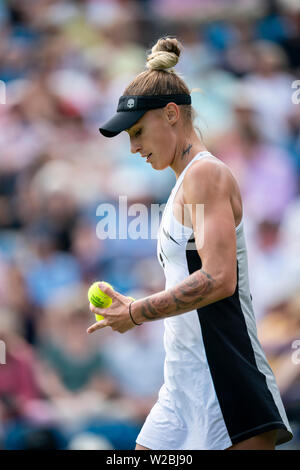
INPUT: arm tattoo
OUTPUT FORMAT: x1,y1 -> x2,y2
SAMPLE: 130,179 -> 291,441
181,144 -> 192,159
140,269 -> 215,321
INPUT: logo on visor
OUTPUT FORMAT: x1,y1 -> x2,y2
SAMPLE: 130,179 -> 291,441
127,98 -> 135,109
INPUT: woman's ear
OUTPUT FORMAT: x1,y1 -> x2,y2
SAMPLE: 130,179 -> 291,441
164,103 -> 180,125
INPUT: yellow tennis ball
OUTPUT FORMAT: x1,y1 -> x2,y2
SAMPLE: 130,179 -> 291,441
88,281 -> 113,322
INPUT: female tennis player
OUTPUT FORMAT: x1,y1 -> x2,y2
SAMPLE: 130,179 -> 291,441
87,37 -> 293,450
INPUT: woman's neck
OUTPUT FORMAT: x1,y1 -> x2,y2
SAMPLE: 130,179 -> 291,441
170,130 -> 207,179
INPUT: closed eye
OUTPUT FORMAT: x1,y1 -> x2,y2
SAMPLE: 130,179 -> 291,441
135,129 -> 142,137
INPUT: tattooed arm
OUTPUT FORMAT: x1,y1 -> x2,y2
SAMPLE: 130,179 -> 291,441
130,269 -> 216,323
130,159 -> 238,325
87,159 -> 239,334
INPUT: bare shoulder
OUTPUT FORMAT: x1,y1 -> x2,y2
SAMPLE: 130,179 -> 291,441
183,156 -> 236,201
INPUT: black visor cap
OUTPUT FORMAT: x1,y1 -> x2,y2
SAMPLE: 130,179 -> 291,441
99,109 -> 146,138
99,94 -> 191,138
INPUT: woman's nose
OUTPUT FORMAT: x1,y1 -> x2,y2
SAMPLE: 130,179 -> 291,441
130,140 -> 142,154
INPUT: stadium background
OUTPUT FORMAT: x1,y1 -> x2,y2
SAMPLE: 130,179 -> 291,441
0,0 -> 300,450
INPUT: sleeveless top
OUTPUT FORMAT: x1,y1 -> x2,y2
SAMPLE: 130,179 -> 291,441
155,151 -> 292,447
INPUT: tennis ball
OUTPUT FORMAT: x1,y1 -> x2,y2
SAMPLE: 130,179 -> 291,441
88,281 -> 113,321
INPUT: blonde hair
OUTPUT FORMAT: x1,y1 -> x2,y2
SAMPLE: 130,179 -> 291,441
123,37 -> 196,125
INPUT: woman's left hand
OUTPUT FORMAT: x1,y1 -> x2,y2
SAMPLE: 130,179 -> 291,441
86,282 -> 136,334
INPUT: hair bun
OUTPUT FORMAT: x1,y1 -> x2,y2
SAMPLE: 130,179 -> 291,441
146,37 -> 182,72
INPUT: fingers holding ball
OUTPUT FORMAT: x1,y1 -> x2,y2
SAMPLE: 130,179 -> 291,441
88,281 -> 114,321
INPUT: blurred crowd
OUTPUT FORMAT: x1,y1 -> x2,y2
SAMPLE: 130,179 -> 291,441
0,0 -> 300,450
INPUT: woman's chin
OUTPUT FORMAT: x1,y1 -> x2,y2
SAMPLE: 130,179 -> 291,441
151,160 -> 168,171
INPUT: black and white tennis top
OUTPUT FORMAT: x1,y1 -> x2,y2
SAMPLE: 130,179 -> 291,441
155,151 -> 293,449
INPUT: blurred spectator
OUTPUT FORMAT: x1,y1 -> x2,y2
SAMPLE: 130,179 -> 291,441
246,219 -> 300,320
101,316 -> 165,400
0,309 -> 41,416
23,227 -> 81,308
212,86 -> 298,224
1,263 -> 38,344
279,1 -> 300,70
242,40 -> 296,144
257,291 -> 300,425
